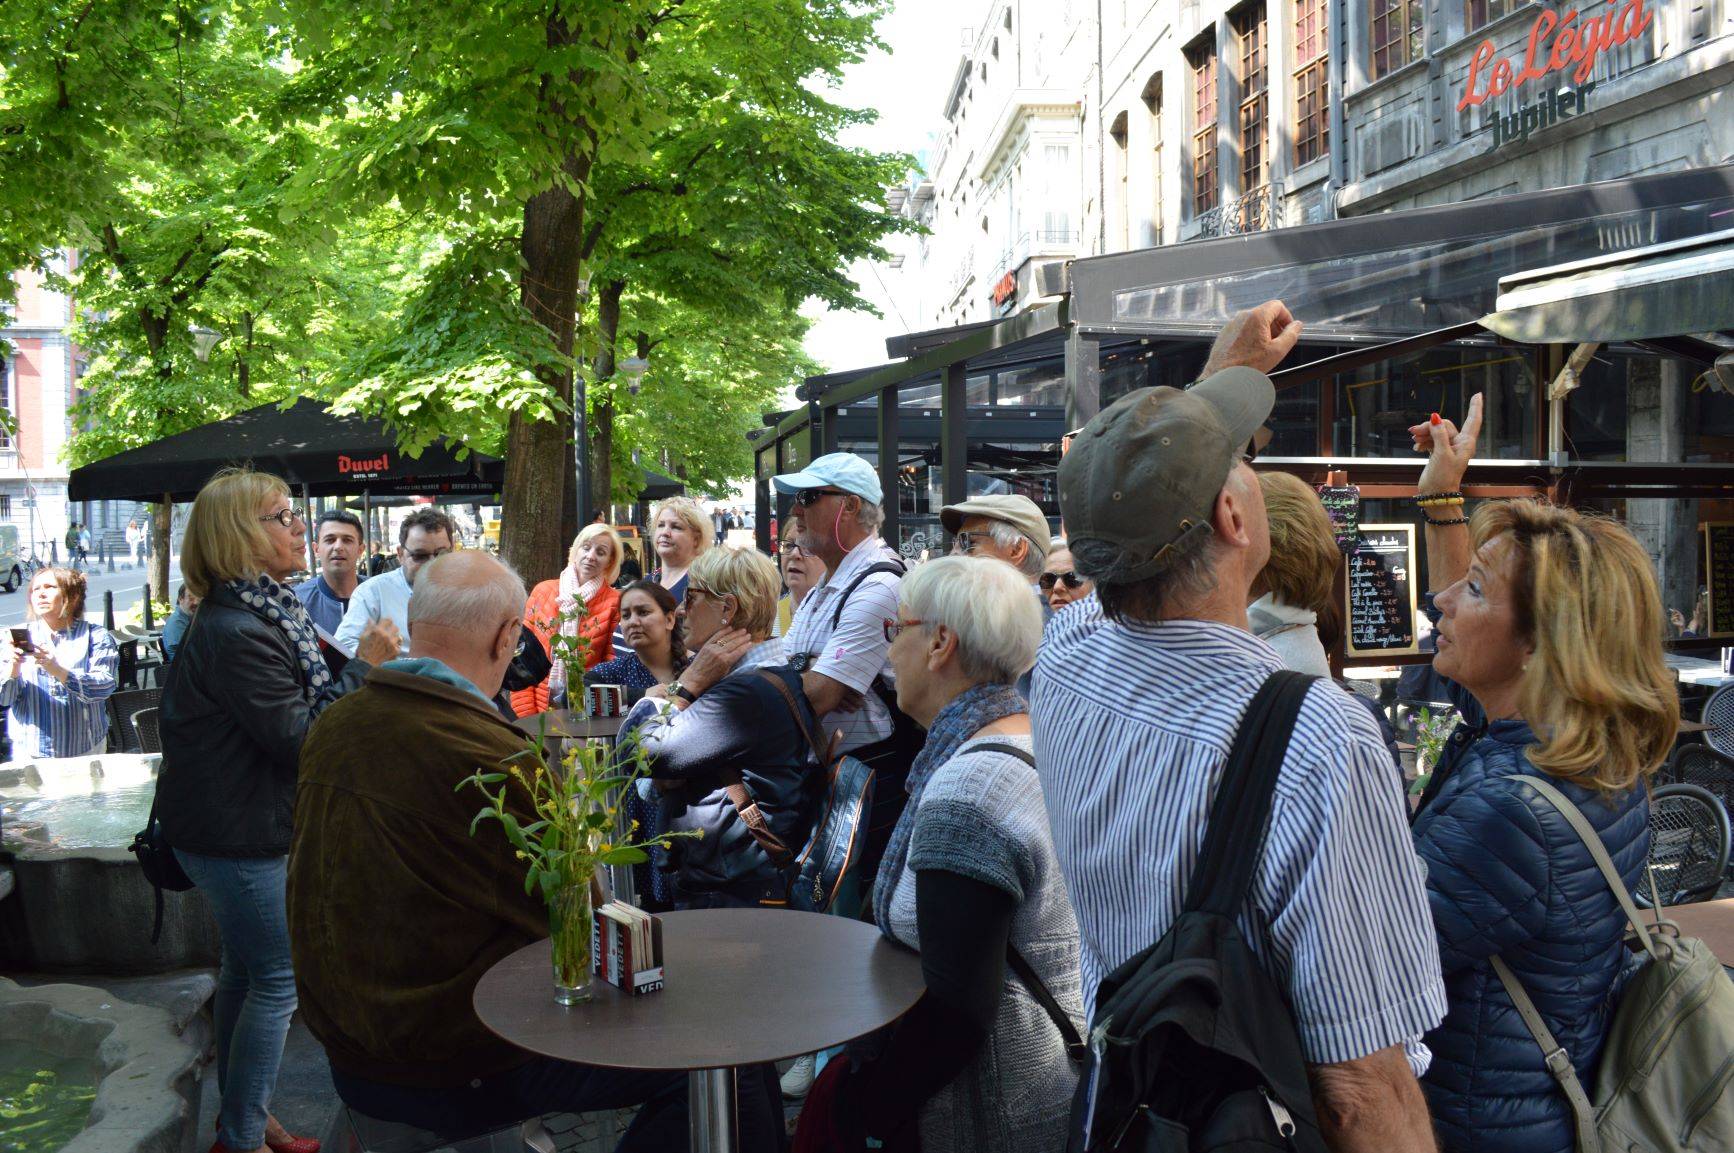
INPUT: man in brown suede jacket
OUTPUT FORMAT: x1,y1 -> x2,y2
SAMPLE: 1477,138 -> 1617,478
288,552 -> 725,1148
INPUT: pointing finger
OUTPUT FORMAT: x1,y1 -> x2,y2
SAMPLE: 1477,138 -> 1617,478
1460,392 -> 1485,444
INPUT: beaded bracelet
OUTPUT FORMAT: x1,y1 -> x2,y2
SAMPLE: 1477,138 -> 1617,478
1421,513 -> 1470,526
1414,491 -> 1465,508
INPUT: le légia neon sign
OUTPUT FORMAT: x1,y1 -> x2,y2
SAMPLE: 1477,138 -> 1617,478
1457,0 -> 1654,112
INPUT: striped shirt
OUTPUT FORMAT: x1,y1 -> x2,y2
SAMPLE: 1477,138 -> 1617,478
1030,597 -> 1446,1071
0,620 -> 120,758
782,536 -> 902,754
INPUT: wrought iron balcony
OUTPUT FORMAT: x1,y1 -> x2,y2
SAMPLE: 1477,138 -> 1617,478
1193,184 -> 1282,240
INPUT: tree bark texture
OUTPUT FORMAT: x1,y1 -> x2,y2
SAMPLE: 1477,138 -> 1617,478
150,496 -> 172,602
589,278 -> 625,521
501,151 -> 589,586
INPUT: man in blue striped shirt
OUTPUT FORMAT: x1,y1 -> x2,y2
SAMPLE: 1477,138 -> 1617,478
1032,303 -> 1445,1152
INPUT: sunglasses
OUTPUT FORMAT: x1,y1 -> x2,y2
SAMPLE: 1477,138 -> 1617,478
404,547 -> 454,565
793,488 -> 848,508
1039,571 -> 1085,592
258,506 -> 306,529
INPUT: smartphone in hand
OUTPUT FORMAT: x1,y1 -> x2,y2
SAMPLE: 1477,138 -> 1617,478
8,627 -> 31,650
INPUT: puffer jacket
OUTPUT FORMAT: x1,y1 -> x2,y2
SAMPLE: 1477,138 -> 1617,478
1411,701 -> 1649,1153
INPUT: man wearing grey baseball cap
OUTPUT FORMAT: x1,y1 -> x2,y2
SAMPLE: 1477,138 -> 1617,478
1031,302 -> 1444,1151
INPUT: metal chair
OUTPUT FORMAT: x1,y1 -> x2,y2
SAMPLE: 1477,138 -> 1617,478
1704,683 -> 1734,759
1671,743 -> 1734,816
130,707 -> 162,755
1638,783 -> 1731,907
105,687 -> 162,754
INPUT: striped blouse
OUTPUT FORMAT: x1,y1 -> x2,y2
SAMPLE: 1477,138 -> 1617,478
0,619 -> 120,758
1030,597 -> 1446,1071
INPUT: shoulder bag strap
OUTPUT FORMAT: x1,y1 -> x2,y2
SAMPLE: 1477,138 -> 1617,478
756,669 -> 828,767
1489,956 -> 1602,1153
1188,670 -> 1318,918
944,740 -> 1087,1063
828,560 -> 907,631
1510,775 -> 1661,961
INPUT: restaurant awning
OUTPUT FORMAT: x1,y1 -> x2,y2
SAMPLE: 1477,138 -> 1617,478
68,398 -> 494,503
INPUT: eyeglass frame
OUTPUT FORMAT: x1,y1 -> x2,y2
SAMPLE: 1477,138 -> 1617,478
882,617 -> 927,643
950,530 -> 984,556
402,546 -> 455,565
258,506 -> 306,529
778,540 -> 813,558
792,488 -> 849,508
1039,570 -> 1085,592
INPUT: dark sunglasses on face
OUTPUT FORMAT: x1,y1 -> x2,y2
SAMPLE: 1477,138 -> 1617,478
404,547 -> 454,565
793,488 -> 847,507
1040,571 -> 1085,592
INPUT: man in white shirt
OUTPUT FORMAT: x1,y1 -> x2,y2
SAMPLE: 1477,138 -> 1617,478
334,507 -> 456,658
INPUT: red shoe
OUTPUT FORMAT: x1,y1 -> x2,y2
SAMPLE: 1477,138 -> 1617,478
266,1138 -> 320,1153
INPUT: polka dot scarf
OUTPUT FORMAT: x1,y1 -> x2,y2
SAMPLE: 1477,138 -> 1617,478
228,573 -> 335,708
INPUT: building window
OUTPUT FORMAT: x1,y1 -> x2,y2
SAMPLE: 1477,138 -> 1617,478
0,496 -> 11,519
0,354 -> 12,449
1371,0 -> 1424,78
1042,143 -> 1073,242
1293,0 -> 1329,165
1110,112 -> 1131,251
1234,4 -> 1268,195
1188,38 -> 1219,217
1142,75 -> 1164,245
1466,0 -> 1516,31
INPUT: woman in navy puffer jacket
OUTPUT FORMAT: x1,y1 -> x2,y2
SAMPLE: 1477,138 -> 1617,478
1406,396 -> 1678,1153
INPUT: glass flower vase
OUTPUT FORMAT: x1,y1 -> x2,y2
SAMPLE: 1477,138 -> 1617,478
549,878 -> 595,1005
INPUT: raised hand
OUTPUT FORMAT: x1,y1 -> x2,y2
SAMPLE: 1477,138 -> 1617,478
1201,300 -> 1305,376
1409,392 -> 1484,495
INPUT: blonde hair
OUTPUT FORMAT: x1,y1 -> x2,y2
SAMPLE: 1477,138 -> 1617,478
650,497 -> 712,562
568,523 -> 624,585
181,468 -> 289,597
1473,500 -> 1679,792
1256,471 -> 1340,616
688,546 -> 781,638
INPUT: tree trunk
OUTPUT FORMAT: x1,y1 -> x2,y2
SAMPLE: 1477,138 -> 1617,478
589,278 -> 625,520
150,497 -> 171,601
500,150 -> 590,586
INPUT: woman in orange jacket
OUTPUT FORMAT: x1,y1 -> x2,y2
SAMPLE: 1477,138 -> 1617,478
509,523 -> 624,717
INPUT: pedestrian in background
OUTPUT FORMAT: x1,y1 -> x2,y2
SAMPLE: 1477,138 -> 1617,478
155,468 -> 398,1153
1406,398 -> 1677,1153
0,566 -> 118,758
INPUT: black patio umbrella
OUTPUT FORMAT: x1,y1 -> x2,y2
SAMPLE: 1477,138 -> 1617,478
67,397 -> 496,503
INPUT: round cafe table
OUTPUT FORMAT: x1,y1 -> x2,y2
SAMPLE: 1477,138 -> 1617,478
474,908 -> 927,1153
513,708 -> 627,743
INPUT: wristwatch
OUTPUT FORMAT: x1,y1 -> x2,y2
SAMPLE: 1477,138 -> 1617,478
671,682 -> 698,705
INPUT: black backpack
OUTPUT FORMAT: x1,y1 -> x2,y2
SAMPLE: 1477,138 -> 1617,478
1070,670 -> 1329,1153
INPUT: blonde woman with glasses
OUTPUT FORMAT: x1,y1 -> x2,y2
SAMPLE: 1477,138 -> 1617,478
155,469 -> 398,1153
1406,396 -> 1678,1153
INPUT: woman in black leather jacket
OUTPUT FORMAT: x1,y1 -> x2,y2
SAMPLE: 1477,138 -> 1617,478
634,546 -> 821,909
156,470 -> 397,1153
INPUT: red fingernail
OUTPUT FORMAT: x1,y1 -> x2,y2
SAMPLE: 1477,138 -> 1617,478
1429,413 -> 1441,425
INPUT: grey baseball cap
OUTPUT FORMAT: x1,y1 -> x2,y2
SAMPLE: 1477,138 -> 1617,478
1058,367 -> 1274,583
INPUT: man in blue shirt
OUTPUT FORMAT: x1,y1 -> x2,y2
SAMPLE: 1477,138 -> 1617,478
295,509 -> 365,636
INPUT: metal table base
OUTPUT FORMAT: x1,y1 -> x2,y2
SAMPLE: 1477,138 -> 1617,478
688,1067 -> 738,1153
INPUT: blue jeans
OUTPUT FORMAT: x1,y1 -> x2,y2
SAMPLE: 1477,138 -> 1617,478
177,850 -> 297,1151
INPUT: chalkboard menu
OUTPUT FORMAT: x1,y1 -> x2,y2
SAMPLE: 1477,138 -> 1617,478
1704,522 -> 1734,639
1345,523 -> 1420,658
1317,485 -> 1361,555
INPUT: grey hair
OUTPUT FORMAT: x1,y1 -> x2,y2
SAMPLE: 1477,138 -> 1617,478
899,555 -> 1042,684
407,553 -> 528,635
1073,530 -> 1221,625
983,519 -> 1045,579
855,499 -> 884,532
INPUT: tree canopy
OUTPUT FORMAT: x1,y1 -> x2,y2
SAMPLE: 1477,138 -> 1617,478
2,0 -> 910,581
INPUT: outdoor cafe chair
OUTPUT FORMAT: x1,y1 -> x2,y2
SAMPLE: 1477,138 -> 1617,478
106,687 -> 161,754
130,706 -> 162,755
1705,683 -> 1734,759
1638,783 -> 1731,908
1671,744 -> 1734,819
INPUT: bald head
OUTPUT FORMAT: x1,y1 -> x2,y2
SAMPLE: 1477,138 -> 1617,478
406,551 -> 528,698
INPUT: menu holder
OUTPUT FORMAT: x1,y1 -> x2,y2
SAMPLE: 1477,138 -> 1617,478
1345,523 -> 1420,658
1317,484 -> 1361,555
593,900 -> 665,995
1703,522 -> 1734,639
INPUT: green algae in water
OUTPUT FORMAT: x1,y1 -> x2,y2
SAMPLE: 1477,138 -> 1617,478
0,1042 -> 98,1153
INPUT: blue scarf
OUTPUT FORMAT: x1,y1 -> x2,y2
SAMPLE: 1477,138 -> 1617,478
228,574 -> 335,708
873,681 -> 1028,934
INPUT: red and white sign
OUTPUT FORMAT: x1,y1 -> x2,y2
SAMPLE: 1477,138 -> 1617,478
1457,0 -> 1654,112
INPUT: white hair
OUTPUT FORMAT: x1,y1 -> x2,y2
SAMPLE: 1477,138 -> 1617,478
855,498 -> 883,532
408,552 -> 528,635
982,519 -> 1044,578
899,555 -> 1042,685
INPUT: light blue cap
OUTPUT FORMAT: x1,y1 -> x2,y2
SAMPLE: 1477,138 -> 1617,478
772,452 -> 882,506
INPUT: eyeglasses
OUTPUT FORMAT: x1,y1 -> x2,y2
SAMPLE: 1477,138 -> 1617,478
778,541 -> 813,557
793,488 -> 847,508
258,506 -> 305,529
882,617 -> 926,643
1039,571 -> 1085,592
950,531 -> 981,555
682,586 -> 716,608
403,547 -> 454,565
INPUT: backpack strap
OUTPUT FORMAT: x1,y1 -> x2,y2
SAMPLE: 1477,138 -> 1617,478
1489,956 -> 1602,1153
1187,671 -> 1317,918
828,560 -> 907,631
963,741 -> 1088,1065
1509,775 -> 1661,961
